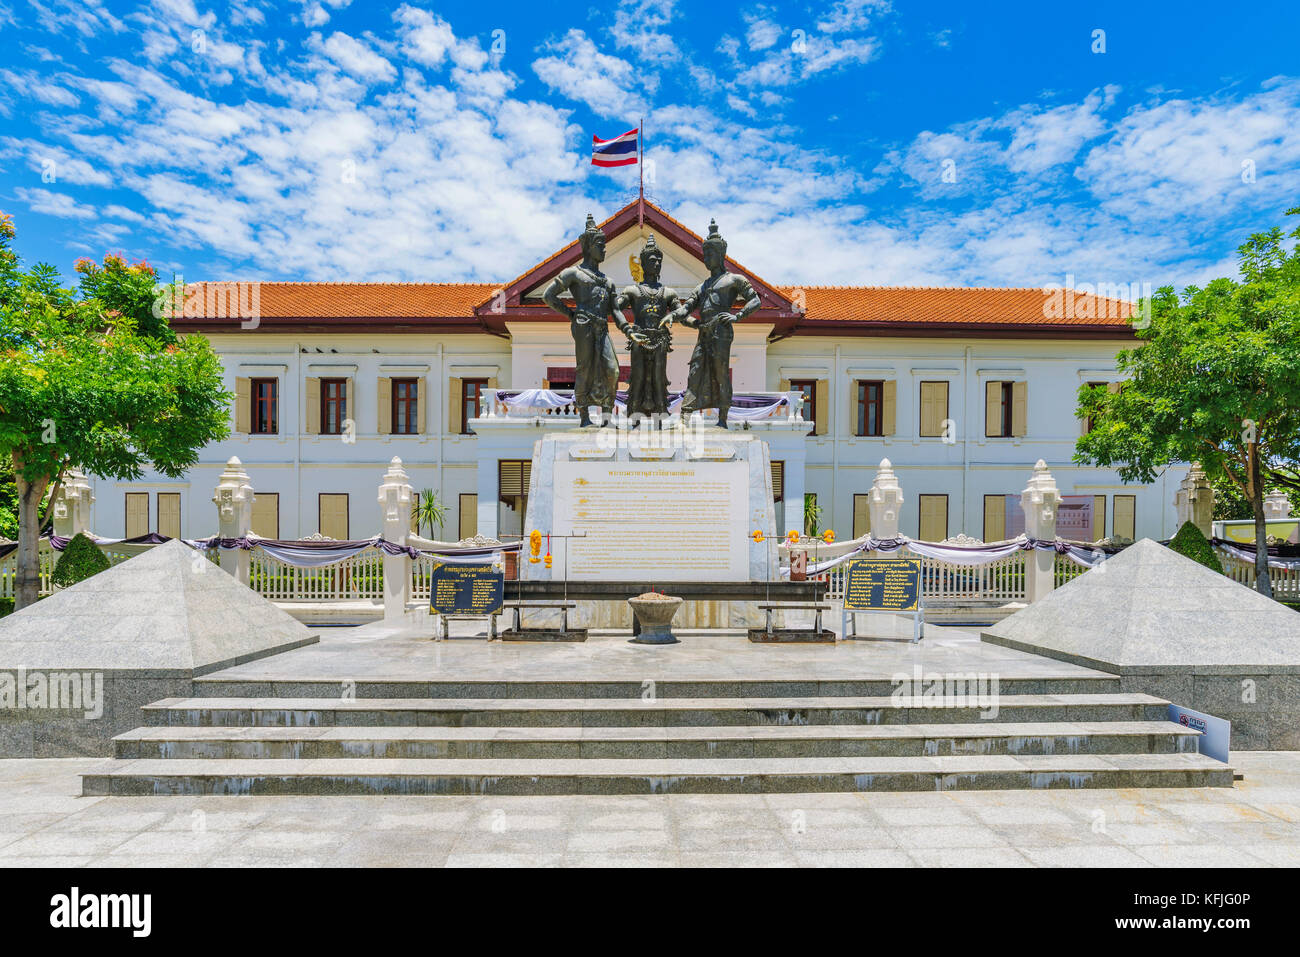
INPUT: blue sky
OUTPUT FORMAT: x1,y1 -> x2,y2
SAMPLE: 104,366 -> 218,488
1,0 -> 1298,290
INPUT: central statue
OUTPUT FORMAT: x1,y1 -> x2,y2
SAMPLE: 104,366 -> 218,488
615,234 -> 679,419
542,214 -> 620,427
670,220 -> 760,429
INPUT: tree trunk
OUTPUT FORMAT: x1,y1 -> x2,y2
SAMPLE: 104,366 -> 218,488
13,470 -> 49,612
1249,441 -> 1274,599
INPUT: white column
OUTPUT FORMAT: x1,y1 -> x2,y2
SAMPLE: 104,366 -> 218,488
1175,462 -> 1215,537
868,458 -> 903,541
1021,459 -> 1060,603
52,468 -> 94,538
378,456 -> 414,622
1264,489 -> 1291,521
212,456 -> 253,584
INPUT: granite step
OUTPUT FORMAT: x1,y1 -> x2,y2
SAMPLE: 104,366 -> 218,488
113,720 -> 1202,760
141,693 -> 1172,728
189,675 -> 1123,700
80,752 -> 1235,796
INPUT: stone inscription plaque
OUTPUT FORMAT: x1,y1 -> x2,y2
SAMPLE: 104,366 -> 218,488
552,459 -> 748,581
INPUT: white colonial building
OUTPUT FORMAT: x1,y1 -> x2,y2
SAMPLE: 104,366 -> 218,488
92,200 -> 1178,546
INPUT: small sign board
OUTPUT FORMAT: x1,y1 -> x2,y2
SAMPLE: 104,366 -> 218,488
843,557 -> 921,611
429,561 -> 504,616
1168,704 -> 1231,763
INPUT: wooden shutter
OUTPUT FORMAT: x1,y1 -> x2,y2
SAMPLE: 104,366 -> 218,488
853,494 -> 871,540
1093,494 -> 1107,541
157,492 -> 181,539
498,460 -> 531,503
319,493 -> 349,540
985,381 -> 1002,437
919,494 -> 948,542
448,377 -> 462,434
770,460 -> 784,503
1114,495 -> 1136,541
416,376 -> 427,434
344,377 -> 355,432
983,494 -> 1006,542
458,493 -> 478,539
235,377 -> 250,434
1012,381 -> 1028,437
251,492 -> 279,539
377,378 -> 392,434
778,377 -> 789,397
882,380 -> 896,435
814,379 -> 829,435
125,493 -> 150,538
920,382 -> 947,437
305,377 -> 321,434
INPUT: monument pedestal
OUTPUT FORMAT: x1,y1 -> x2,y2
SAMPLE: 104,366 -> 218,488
520,426 -> 782,629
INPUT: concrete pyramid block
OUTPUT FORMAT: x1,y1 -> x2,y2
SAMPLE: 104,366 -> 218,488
982,538 -> 1300,675
0,539 -> 317,676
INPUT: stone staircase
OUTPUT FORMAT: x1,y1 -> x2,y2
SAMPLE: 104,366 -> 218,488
82,675 -> 1234,795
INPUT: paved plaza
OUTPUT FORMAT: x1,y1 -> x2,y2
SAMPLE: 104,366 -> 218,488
0,751 -> 1296,867
0,622 -> 1295,866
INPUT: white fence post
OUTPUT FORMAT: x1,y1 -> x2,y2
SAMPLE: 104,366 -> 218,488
1175,462 -> 1215,537
213,456 -> 253,585
1021,459 -> 1060,603
868,458 -> 903,543
52,467 -> 94,538
378,456 -> 413,622
1264,489 -> 1291,520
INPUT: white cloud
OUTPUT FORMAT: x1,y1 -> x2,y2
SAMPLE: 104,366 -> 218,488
611,0 -> 679,65
317,31 -> 397,83
533,29 -> 651,119
745,17 -> 783,52
13,187 -> 97,220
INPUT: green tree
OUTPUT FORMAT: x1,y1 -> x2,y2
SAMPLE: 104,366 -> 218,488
1075,208 -> 1300,598
51,532 -> 112,588
0,213 -> 231,609
412,488 -> 447,538
1167,521 -> 1224,574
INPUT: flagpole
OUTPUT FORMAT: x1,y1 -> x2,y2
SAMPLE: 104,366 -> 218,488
638,115 -> 644,229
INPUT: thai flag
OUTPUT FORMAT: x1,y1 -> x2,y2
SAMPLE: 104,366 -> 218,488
592,128 -> 638,167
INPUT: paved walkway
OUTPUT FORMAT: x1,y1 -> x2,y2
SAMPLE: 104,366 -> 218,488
0,752 -> 1296,867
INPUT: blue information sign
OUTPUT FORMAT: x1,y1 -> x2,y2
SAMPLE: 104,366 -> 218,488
843,558 -> 921,611
429,562 -> 504,615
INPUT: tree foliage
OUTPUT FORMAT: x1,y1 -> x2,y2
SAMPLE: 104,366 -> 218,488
0,211 -> 231,608
51,532 -> 111,588
1167,521 -> 1224,574
1075,207 -> 1300,596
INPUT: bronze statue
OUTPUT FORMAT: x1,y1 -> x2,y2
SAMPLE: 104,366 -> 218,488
542,214 -> 620,427
670,220 -> 760,429
614,234 -> 679,419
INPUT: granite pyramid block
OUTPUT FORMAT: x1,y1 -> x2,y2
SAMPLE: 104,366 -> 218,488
0,539 -> 318,676
982,538 -> 1300,675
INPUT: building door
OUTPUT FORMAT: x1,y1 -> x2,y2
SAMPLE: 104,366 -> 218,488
459,493 -> 478,540
318,493 -> 349,540
918,494 -> 948,542
1114,495 -> 1136,541
125,493 -> 150,538
157,492 -> 181,539
251,492 -> 279,539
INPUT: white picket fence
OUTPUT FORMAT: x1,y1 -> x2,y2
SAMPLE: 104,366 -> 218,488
247,547 -> 385,602
1216,548 -> 1300,601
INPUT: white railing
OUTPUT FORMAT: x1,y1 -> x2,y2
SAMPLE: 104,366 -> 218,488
248,547 -> 384,602
0,544 -> 57,599
814,546 -> 1028,604
1216,548 -> 1300,601
1054,554 -> 1089,588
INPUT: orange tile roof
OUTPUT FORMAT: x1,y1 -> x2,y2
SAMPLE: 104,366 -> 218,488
178,281 -> 498,319
174,280 -> 1135,330
783,285 -> 1135,326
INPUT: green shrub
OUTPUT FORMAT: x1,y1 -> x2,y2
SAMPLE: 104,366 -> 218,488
0,598 -> 13,618
1167,520 -> 1224,574
51,533 -> 111,588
